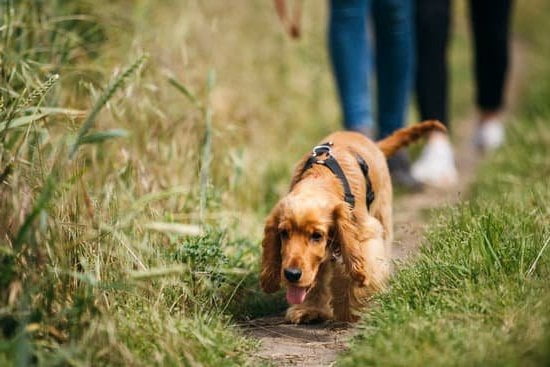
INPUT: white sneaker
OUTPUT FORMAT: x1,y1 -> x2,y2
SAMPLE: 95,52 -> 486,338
473,118 -> 505,152
411,136 -> 458,187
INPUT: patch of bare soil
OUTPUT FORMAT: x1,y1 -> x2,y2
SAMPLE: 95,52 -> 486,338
240,317 -> 351,366
243,42 -> 523,367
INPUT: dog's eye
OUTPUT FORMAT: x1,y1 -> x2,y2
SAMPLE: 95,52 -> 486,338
279,229 -> 289,240
310,231 -> 323,243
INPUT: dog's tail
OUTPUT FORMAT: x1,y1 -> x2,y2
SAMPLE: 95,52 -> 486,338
377,120 -> 446,157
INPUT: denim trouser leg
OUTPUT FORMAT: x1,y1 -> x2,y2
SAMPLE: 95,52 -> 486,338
374,0 -> 414,138
328,0 -> 372,132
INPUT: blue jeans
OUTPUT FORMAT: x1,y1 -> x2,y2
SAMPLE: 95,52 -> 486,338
329,0 -> 414,138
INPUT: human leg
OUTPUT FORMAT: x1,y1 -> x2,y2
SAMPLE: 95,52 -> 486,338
411,0 -> 457,187
372,0 -> 422,190
373,0 -> 414,139
470,0 -> 513,114
328,0 -> 372,134
470,0 -> 514,151
415,0 -> 451,127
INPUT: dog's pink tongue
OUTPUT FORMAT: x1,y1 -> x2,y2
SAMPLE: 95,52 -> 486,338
286,286 -> 307,304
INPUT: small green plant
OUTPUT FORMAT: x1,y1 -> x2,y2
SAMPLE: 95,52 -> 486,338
175,230 -> 229,283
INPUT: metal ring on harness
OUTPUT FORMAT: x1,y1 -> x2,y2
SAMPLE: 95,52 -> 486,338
311,141 -> 333,157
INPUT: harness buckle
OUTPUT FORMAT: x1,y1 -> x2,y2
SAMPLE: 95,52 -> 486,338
311,141 -> 333,157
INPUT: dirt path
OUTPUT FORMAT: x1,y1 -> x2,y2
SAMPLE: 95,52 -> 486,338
243,42 -> 524,367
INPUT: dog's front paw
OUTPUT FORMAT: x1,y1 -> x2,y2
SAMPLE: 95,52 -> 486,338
285,305 -> 333,324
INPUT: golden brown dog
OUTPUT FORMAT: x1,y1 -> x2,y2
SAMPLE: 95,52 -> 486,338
260,120 -> 445,323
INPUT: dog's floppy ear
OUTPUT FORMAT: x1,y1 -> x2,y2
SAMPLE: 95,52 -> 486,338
260,203 -> 282,293
333,203 -> 369,287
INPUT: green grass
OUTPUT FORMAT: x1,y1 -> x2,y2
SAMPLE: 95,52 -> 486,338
339,162 -> 550,366
338,2 -> 550,365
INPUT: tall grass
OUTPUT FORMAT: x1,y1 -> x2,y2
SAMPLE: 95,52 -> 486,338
1,0 -> 335,364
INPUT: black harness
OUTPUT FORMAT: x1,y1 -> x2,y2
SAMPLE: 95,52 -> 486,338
298,142 -> 375,210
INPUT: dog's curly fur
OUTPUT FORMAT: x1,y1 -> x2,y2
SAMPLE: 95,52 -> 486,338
260,120 -> 445,323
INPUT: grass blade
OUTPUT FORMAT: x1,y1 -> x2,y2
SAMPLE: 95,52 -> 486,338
14,173 -> 57,250
167,76 -> 202,109
0,108 -> 84,130
69,55 -> 147,158
527,235 -> 550,276
77,128 -> 128,145
145,222 -> 203,236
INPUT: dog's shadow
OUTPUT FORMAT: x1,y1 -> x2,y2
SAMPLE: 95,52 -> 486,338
226,271 -> 288,316
240,315 -> 352,342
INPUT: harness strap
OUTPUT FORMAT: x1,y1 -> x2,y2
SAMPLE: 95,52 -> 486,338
298,142 -> 375,210
354,154 -> 375,209
302,154 -> 355,207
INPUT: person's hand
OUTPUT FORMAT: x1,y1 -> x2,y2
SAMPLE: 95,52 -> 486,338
273,0 -> 302,40
289,21 -> 301,39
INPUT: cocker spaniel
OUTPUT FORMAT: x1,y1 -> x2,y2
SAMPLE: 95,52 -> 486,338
260,120 -> 445,323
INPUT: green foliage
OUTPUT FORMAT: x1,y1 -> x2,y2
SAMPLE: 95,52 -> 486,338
1,0 -> 263,364
175,231 -> 228,273
173,230 -> 230,308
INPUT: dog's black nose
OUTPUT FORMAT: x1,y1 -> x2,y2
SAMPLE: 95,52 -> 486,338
284,268 -> 302,282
